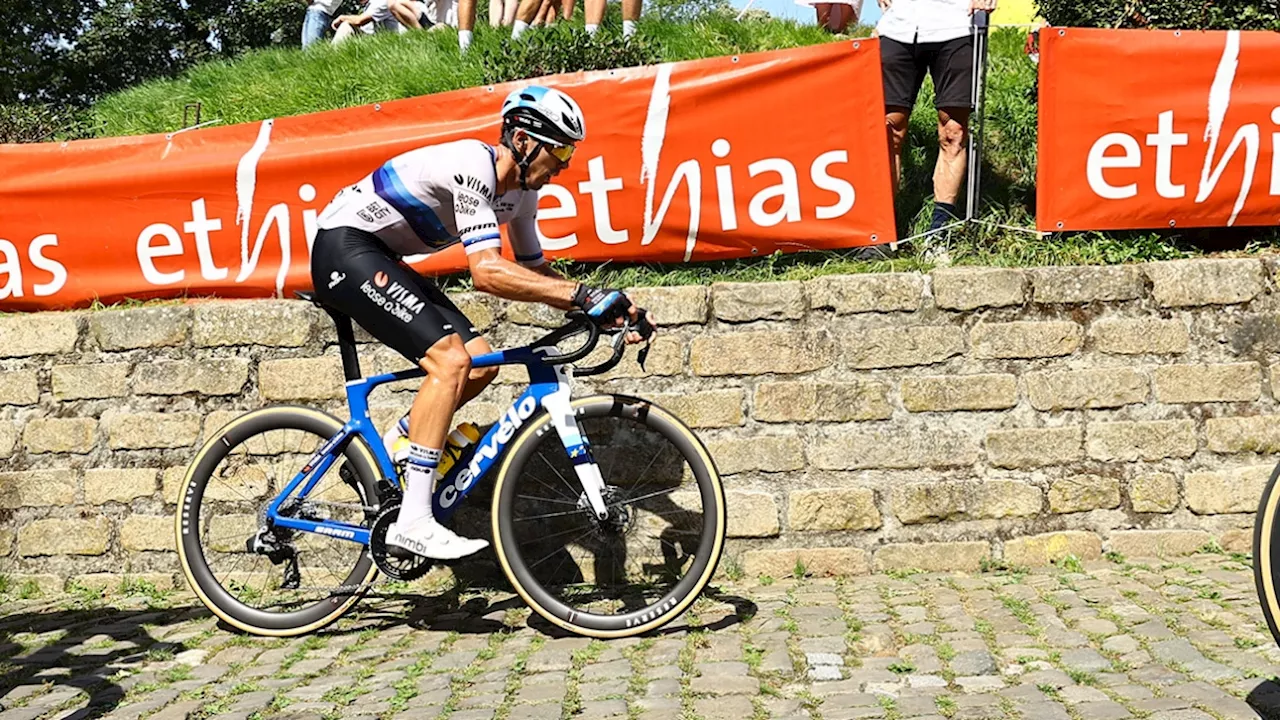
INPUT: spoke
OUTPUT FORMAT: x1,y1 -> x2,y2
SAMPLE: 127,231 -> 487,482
535,450 -> 582,501
523,522 -> 594,545
515,507 -> 590,522
524,472 -> 579,504
528,528 -> 595,571
628,442 -> 669,488
516,494 -> 581,507
614,486 -> 680,507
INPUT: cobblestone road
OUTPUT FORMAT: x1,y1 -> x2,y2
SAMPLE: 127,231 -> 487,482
4,553 -> 1280,720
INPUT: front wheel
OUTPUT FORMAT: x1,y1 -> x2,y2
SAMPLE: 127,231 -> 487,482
492,394 -> 726,638
1253,460 -> 1280,647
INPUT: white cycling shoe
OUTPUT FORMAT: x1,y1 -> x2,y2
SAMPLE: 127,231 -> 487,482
387,516 -> 489,560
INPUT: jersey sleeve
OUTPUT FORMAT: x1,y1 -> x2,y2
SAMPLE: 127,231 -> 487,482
507,193 -> 545,267
450,147 -> 503,255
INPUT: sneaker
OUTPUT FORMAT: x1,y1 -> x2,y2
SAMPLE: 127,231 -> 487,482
388,516 -> 489,560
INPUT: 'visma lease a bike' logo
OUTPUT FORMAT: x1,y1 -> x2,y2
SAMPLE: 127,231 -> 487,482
440,396 -> 538,508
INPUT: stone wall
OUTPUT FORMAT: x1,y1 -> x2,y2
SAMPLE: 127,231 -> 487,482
4,257 -> 1280,593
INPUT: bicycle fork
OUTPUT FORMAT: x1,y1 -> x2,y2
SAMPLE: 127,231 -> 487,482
542,364 -> 610,520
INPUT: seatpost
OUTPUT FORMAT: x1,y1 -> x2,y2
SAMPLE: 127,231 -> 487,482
326,309 -> 363,382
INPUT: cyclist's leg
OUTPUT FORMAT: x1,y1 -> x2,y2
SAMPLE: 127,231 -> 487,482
403,269 -> 498,408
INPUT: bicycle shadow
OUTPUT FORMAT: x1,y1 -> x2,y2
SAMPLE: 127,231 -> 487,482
0,604 -> 200,720
1246,678 -> 1280,720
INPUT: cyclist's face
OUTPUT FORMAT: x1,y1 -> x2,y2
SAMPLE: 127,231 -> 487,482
518,134 -> 574,189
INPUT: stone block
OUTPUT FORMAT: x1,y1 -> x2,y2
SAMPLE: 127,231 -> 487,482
0,370 -> 38,405
1153,363 -> 1261,403
624,285 -> 709,325
0,420 -> 13,459
744,548 -> 869,578
52,363 -> 130,400
162,466 -> 188,504
586,336 -> 684,380
872,542 -> 989,573
1049,475 -> 1121,513
986,426 -> 1082,468
0,470 -> 77,508
788,488 -> 881,531
1185,465 -> 1270,514
85,468 -> 158,504
651,389 -> 744,428
193,300 -> 313,347
811,426 -> 978,470
1028,266 -> 1144,304
120,516 -> 175,552
1003,532 -> 1102,567
1206,415 -> 1280,453
0,313 -> 78,356
892,480 -> 1041,524
901,374 -> 1017,412
971,321 -> 1082,359
847,325 -> 965,368
7,574 -> 63,596
1090,317 -> 1189,355
105,411 -> 202,449
725,491 -> 779,538
690,331 -> 832,376
753,380 -> 891,422
1107,530 -> 1212,558
133,359 -> 251,396
711,281 -> 806,321
1145,259 -> 1263,307
91,306 -> 190,350
0,528 -> 11,556
1086,420 -> 1196,461
259,357 -> 345,400
18,516 -> 112,556
504,302 -> 564,328
23,417 -> 97,454
704,435 -> 804,474
1220,529 -> 1251,553
450,292 -> 497,332
1130,473 -> 1178,513
1025,368 -> 1147,410
931,267 -> 1024,310
805,273 -> 924,314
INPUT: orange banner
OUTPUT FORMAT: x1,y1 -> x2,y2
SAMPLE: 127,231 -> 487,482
1037,28 -> 1280,232
0,40 -> 894,311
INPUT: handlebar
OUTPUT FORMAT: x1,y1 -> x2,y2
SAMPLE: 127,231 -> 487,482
532,309 -> 655,376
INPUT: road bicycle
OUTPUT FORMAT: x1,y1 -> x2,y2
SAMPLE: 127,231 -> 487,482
175,292 -> 726,638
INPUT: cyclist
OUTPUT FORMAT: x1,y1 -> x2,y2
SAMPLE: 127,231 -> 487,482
310,85 -> 652,561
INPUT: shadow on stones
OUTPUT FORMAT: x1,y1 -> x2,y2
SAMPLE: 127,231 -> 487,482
0,604 -> 204,720
1247,678 -> 1280,720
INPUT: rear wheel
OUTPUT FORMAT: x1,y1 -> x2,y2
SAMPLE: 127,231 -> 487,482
492,394 -> 725,638
176,405 -> 383,636
1253,460 -> 1280,647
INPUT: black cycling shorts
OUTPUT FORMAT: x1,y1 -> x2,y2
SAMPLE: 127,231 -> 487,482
310,227 -> 480,364
880,34 -> 973,110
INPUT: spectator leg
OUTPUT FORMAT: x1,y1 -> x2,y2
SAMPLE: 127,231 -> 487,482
560,0 -> 574,21
622,0 -> 639,36
884,107 -> 910,193
389,0 -> 424,29
513,0 -> 540,36
503,0 -> 520,24
490,0 -> 503,26
301,8 -> 330,47
933,107 -> 969,206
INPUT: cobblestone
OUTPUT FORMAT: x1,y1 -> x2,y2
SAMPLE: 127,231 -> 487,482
0,552 -> 1276,720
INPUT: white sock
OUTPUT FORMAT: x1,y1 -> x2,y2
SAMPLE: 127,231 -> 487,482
398,443 -> 441,526
585,23 -> 598,34
458,29 -> 473,51
622,19 -> 635,37
512,19 -> 529,38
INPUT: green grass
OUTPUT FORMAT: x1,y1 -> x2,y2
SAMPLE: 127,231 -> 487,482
80,10 -> 1280,292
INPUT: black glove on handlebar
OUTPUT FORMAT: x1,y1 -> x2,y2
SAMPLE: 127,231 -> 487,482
572,283 -> 633,325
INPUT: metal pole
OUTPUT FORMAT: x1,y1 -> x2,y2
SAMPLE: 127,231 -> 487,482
965,9 -> 990,222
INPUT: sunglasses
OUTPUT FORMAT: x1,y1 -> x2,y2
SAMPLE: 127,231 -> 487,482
547,142 -> 576,163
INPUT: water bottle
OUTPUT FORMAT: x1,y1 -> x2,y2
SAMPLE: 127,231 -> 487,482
382,414 -> 480,480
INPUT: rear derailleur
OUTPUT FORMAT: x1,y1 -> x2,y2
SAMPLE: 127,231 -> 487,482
245,498 -> 323,591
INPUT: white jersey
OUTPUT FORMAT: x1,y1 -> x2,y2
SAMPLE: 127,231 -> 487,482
317,139 -> 546,267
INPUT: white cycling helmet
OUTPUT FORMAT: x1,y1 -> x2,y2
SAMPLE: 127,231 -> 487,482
500,85 -> 586,146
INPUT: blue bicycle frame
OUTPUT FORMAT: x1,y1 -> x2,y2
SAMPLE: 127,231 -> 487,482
261,341 -> 595,546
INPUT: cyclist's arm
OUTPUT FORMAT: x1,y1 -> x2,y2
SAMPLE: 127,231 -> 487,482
507,195 -> 567,279
457,188 -> 576,309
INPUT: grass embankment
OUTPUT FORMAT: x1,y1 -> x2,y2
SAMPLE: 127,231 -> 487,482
90,13 -> 1275,292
